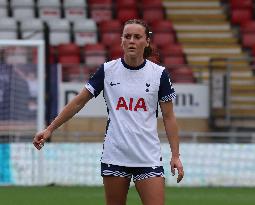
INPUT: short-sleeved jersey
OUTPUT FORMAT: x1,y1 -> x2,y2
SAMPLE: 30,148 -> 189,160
85,58 -> 176,167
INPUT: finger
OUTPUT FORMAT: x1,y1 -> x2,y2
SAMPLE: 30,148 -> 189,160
177,169 -> 184,183
33,141 -> 43,150
177,172 -> 184,183
171,165 -> 175,176
33,142 -> 41,150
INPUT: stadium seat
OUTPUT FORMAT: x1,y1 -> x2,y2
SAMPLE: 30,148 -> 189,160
38,0 -> 61,20
117,8 -> 139,24
83,43 -> 106,67
0,8 -> 7,17
115,0 -> 137,9
140,0 -> 162,6
140,0 -> 164,25
252,46 -> 255,57
99,20 -> 122,47
163,56 -> 186,66
73,19 -> 98,46
160,44 -> 184,57
11,0 -> 35,19
242,33 -> 255,48
151,20 -> 174,33
0,18 -> 17,39
141,7 -> 164,24
230,0 -> 253,9
88,0 -> 113,23
152,33 -> 176,47
0,0 -> 8,17
46,19 -> 71,46
61,65 -> 84,82
57,43 -> 80,56
108,44 -> 123,60
20,18 -> 44,40
170,66 -> 195,83
58,54 -> 80,65
231,9 -> 252,25
241,21 -> 255,33
63,0 -> 87,21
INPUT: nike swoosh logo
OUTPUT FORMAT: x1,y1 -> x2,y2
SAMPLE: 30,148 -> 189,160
110,82 -> 120,86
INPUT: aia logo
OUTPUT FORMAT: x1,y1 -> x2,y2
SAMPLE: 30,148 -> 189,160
116,97 -> 147,111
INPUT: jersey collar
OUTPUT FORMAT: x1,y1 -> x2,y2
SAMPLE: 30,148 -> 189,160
121,58 -> 146,70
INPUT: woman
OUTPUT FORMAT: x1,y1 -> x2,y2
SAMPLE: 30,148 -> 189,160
33,19 -> 184,205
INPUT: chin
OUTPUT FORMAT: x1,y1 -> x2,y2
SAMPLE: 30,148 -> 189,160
127,52 -> 137,57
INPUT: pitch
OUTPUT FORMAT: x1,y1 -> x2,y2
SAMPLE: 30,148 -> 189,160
0,186 -> 254,205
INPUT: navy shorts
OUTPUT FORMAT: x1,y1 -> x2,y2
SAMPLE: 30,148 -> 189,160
101,163 -> 165,182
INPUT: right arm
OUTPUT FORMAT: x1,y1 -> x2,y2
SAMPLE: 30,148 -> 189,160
33,88 -> 93,149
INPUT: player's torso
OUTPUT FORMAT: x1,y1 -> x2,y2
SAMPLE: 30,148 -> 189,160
100,59 -> 164,166
103,59 -> 162,115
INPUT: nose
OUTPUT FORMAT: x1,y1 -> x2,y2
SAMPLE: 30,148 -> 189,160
129,35 -> 135,42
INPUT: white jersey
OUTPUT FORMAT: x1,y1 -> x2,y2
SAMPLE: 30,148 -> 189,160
85,58 -> 176,167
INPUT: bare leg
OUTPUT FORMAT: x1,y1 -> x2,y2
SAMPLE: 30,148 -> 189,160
103,176 -> 131,205
135,177 -> 165,205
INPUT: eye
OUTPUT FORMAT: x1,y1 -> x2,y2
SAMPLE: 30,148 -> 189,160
123,34 -> 131,39
134,34 -> 142,40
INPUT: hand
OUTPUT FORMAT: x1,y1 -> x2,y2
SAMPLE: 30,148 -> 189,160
33,129 -> 52,150
170,156 -> 184,183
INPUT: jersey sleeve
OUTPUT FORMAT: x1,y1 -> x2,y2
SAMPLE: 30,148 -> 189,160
158,69 -> 176,102
85,64 -> 104,97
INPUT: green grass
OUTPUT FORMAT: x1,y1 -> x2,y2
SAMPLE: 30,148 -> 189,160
0,186 -> 254,205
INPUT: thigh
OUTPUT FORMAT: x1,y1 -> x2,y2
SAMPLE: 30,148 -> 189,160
103,176 -> 131,205
135,177 -> 165,205
133,166 -> 165,205
101,163 -> 131,205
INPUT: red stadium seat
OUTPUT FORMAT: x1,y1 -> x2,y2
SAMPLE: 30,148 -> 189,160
141,7 -> 164,24
99,20 -> 122,33
58,55 -> 80,64
160,44 -> 184,57
151,20 -> 174,33
152,33 -> 176,47
62,65 -> 84,82
83,43 -> 106,66
163,56 -> 186,66
241,21 -> 255,33
230,0 -> 253,9
140,0 -> 162,7
99,20 -> 122,47
57,43 -> 80,56
170,66 -> 195,83
117,8 -> 139,24
231,9 -> 252,25
252,46 -> 255,57
88,0 -> 113,23
108,44 -> 123,60
115,0 -> 137,9
242,33 -> 255,48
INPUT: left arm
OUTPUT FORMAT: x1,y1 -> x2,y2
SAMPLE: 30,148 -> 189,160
160,101 -> 184,183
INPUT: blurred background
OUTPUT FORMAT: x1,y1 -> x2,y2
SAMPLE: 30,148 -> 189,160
0,0 -> 255,205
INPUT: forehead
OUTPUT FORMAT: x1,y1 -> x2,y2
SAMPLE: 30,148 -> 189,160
123,23 -> 146,35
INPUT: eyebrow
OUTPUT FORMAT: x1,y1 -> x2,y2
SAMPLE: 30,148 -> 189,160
123,33 -> 144,37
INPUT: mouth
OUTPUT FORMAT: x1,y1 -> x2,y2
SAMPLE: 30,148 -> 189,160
128,47 -> 136,51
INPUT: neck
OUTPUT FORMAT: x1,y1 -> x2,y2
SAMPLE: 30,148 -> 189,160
124,55 -> 144,68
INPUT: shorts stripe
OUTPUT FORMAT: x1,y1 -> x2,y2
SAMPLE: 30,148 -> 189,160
102,170 -> 132,178
133,171 -> 165,182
